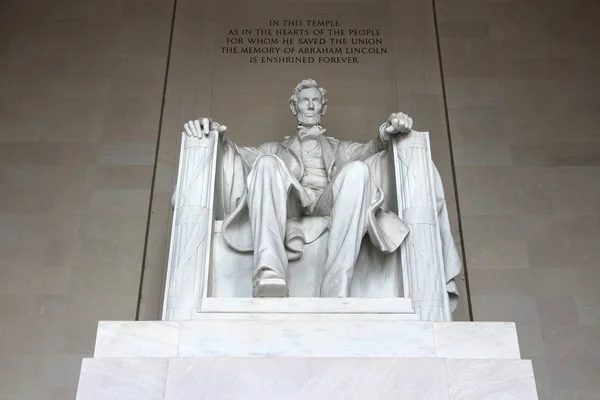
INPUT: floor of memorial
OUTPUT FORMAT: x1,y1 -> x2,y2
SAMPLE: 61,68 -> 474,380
1,0 -> 600,399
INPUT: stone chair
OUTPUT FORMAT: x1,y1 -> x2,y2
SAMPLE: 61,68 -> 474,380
163,130 -> 460,322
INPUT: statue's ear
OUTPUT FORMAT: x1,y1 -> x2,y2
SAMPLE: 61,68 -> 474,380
321,103 -> 328,116
289,101 -> 298,116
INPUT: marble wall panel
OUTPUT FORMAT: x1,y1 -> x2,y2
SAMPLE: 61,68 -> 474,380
437,0 -> 600,397
0,0 -> 174,398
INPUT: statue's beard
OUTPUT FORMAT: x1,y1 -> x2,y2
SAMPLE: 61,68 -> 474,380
297,112 -> 322,127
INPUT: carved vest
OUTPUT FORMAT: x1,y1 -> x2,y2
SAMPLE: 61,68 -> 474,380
299,138 -> 328,198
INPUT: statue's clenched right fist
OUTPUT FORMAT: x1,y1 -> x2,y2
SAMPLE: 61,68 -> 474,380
183,118 -> 227,139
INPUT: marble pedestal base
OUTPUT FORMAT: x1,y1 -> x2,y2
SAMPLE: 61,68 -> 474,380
76,317 -> 539,399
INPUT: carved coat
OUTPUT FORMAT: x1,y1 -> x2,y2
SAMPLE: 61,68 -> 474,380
214,131 -> 461,311
219,132 -> 410,260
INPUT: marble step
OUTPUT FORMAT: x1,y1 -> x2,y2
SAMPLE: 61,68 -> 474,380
194,297 -> 418,315
76,356 -> 539,400
94,319 -> 522,360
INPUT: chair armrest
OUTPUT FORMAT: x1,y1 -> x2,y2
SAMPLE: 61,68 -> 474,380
391,131 -> 452,322
163,131 -> 221,320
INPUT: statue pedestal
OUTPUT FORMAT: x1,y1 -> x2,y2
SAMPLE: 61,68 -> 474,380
75,318 -> 539,399
173,297 -> 417,316
75,124 -> 538,398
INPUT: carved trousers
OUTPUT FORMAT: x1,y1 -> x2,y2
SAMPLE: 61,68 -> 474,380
246,154 -> 375,297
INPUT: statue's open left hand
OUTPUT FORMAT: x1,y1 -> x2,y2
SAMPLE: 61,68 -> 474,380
183,118 -> 227,139
384,113 -> 413,135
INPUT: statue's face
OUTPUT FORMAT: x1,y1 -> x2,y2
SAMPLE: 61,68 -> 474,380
295,87 -> 323,127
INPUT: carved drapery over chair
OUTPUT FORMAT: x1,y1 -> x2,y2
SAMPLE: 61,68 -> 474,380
163,130 -> 460,322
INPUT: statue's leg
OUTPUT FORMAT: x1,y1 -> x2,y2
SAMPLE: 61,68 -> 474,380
246,155 -> 294,297
320,161 -> 373,297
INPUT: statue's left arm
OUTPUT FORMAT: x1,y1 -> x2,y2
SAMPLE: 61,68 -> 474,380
342,112 -> 413,162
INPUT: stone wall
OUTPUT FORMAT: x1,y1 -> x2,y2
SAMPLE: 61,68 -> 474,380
436,0 -> 600,398
0,0 -> 173,398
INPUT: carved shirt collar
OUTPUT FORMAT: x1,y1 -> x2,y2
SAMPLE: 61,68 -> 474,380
297,125 -> 326,140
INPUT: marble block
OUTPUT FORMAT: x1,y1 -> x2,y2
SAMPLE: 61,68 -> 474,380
198,297 -> 416,314
92,319 -> 522,360
446,359 -> 538,400
164,357 -> 449,400
95,321 -> 180,358
76,358 -> 167,400
177,319 -> 436,358
75,357 -> 539,400
434,321 -> 521,359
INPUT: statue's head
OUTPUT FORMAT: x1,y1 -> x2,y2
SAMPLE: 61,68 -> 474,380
289,79 -> 328,127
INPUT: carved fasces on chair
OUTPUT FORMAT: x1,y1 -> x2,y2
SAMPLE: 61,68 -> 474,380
392,132 -> 452,322
163,132 -> 219,320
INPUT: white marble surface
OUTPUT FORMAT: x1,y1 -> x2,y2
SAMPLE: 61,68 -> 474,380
191,312 -> 418,321
434,321 -> 521,359
177,319 -> 436,358
446,359 -> 538,400
76,358 -> 167,400
393,131 -> 461,321
199,297 -> 416,314
75,357 -> 539,400
164,357 -> 449,400
163,129 -> 219,320
92,320 -> 522,360
95,321 -> 180,358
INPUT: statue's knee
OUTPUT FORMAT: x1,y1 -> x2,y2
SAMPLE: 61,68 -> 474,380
253,155 -> 281,170
250,155 -> 288,185
340,161 -> 370,182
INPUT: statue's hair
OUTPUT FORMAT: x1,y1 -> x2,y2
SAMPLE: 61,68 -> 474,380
289,79 -> 327,115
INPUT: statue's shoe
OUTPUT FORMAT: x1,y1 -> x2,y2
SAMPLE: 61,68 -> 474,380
253,277 -> 289,298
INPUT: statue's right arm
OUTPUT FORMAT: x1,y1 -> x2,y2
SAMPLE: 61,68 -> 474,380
182,118 -> 271,166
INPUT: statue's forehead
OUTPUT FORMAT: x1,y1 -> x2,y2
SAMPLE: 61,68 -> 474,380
298,87 -> 322,98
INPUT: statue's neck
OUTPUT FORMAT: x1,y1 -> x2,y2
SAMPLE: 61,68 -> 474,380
297,123 -> 326,131
297,125 -> 326,138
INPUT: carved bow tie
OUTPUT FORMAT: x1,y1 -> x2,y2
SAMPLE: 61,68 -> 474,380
298,125 -> 326,140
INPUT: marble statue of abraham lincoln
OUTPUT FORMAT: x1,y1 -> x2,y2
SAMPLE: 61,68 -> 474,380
184,79 -> 414,298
